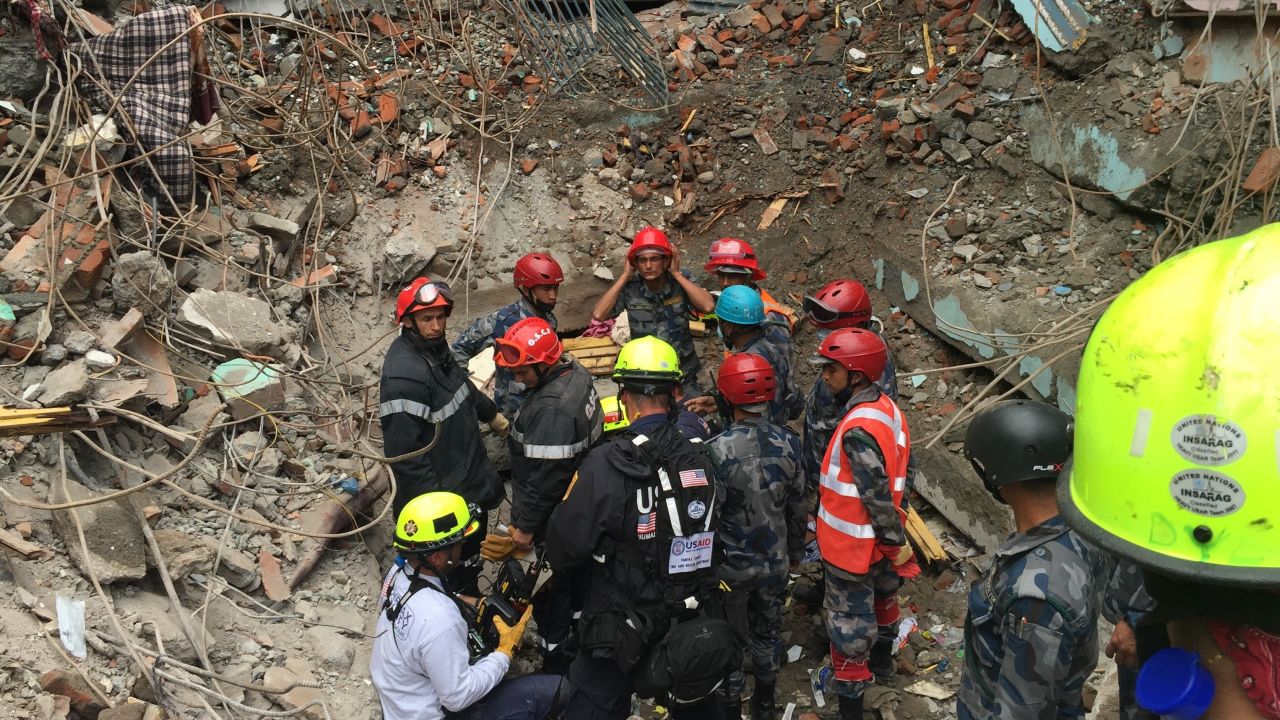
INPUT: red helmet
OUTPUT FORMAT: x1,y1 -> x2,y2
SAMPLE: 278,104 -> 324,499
395,278 -> 454,322
704,237 -> 766,281
717,352 -> 777,406
627,227 -> 673,262
513,253 -> 564,290
815,327 -> 887,380
494,317 -> 563,368
804,279 -> 872,329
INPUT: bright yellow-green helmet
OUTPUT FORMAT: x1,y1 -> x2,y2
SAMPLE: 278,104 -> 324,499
612,336 -> 682,394
394,492 -> 480,554
1061,225 -> 1280,589
600,395 -> 631,433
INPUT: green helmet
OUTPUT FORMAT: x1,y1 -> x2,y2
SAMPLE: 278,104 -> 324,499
612,336 -> 682,395
1060,225 -> 1280,589
394,492 -> 480,554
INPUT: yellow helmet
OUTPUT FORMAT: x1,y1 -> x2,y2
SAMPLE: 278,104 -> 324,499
600,395 -> 631,433
394,492 -> 480,553
1061,225 -> 1280,588
612,336 -> 682,394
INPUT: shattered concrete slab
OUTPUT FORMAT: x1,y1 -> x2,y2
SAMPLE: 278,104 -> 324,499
179,289 -> 296,357
50,477 -> 148,585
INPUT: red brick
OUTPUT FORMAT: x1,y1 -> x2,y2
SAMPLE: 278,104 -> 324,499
718,56 -> 739,69
936,0 -> 967,8
751,12 -> 772,33
953,102 -> 977,119
716,28 -> 736,42
851,114 -> 874,127
956,69 -> 982,86
861,29 -> 881,43
292,264 -> 338,288
350,110 -> 373,138
765,54 -> 796,66
698,33 -> 726,54
1243,147 -> 1280,192
520,158 -> 539,175
396,37 -> 421,56
677,33 -> 697,52
839,110 -> 861,125
806,0 -> 822,18
41,671 -> 106,718
790,14 -> 809,33
369,13 -> 402,37
377,93 -> 399,124
837,134 -> 857,152
880,118 -> 900,139
630,183 -> 650,200
937,8 -> 964,31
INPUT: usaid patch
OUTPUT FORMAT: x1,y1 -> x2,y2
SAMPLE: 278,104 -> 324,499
668,531 -> 714,574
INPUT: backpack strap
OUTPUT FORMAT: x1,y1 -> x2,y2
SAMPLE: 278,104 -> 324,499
631,432 -> 687,537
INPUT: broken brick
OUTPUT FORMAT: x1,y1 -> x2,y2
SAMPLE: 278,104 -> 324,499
291,264 -> 338,288
716,28 -> 736,42
396,37 -> 422,56
718,56 -> 739,69
377,94 -> 399,124
790,14 -> 809,33
369,13 -> 402,37
351,110 -> 373,138
698,33 -> 726,54
677,34 -> 697,52
956,69 -> 982,86
1243,147 -> 1280,193
520,158 -> 539,175
762,4 -> 786,27
880,119 -> 900,139
765,54 -> 796,67
953,101 -> 977,119
629,183 -> 650,200
752,12 -> 772,33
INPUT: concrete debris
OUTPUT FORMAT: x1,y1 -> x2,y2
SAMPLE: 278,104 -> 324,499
247,212 -> 301,243
37,359 -> 93,406
49,477 -> 148,585
212,359 -> 287,421
383,224 -> 439,283
111,251 -> 176,312
179,289 -> 295,357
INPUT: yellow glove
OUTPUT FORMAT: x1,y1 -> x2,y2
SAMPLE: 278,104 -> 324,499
480,532 -> 530,561
481,533 -> 515,561
494,605 -> 534,658
489,413 -> 510,438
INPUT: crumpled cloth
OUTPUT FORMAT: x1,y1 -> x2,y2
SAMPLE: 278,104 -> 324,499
1210,620 -> 1280,719
70,5 -> 195,202
581,318 -> 615,338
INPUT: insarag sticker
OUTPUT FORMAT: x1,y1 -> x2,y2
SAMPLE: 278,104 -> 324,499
1170,415 -> 1246,466
668,532 -> 714,574
1169,470 -> 1245,517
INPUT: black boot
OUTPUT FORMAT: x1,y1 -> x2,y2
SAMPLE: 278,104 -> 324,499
837,694 -> 864,720
719,694 -> 742,719
750,679 -> 776,720
868,639 -> 894,684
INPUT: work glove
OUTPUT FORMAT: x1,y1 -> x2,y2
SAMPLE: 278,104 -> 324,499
494,605 -> 534,658
488,413 -> 510,438
480,532 -> 530,562
880,542 -> 921,579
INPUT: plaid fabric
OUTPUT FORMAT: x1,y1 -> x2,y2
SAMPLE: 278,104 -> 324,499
70,5 -> 194,203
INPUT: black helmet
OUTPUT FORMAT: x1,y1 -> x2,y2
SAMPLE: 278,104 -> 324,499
964,400 -> 1073,502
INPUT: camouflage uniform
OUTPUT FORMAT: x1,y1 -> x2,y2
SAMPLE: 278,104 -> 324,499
612,270 -> 703,394
450,297 -> 557,417
801,328 -> 899,491
1103,560 -> 1160,720
822,384 -> 907,699
958,515 -> 1109,720
708,416 -> 806,692
736,334 -> 803,424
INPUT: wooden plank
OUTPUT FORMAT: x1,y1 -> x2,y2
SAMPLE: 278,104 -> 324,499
0,527 -> 51,559
905,506 -> 948,563
562,336 -> 616,351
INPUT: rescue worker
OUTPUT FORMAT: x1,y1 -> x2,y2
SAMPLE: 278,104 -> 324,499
707,353 -> 805,720
483,317 -> 602,670
602,390 -> 711,441
1103,561 -> 1162,720
694,285 -> 801,424
380,278 -> 507,593
452,253 -> 565,417
958,399 -> 1107,720
591,227 -> 716,395
812,328 -> 911,720
371,491 -> 562,720
1059,227 -> 1280,720
703,237 -> 797,357
801,278 -> 899,493
545,336 -> 726,720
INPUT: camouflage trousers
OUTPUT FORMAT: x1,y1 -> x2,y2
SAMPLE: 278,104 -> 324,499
824,558 -> 902,698
719,577 -> 787,696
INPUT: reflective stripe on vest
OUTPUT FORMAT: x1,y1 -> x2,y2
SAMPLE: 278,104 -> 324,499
512,422 -> 603,460
816,393 -> 911,575
759,289 -> 796,331
378,382 -> 471,424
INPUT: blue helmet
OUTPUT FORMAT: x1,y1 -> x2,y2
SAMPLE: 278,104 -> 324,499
715,285 -> 765,326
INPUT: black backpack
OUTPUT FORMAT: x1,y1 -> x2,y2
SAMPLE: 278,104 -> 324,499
628,427 -> 722,607
633,615 -> 741,704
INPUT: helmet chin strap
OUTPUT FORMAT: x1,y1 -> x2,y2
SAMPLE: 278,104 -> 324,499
521,288 -> 556,315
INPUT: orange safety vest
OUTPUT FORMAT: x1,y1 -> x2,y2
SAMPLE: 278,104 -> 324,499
816,392 -> 911,575
759,288 -> 797,331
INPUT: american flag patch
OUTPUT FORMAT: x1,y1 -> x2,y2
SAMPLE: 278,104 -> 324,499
637,512 -> 657,534
679,469 -> 708,488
